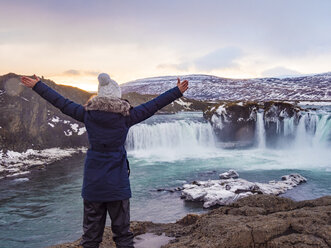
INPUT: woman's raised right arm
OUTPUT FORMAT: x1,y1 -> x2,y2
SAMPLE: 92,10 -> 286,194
21,75 -> 86,123
126,78 -> 188,127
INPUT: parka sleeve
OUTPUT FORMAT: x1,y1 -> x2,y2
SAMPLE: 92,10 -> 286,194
126,86 -> 183,127
32,80 -> 86,123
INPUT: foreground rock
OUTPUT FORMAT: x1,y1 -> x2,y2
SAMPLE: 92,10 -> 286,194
181,170 -> 307,208
50,194 -> 331,248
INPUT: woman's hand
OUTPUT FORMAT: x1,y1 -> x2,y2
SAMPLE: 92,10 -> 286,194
177,78 -> 189,94
20,74 -> 40,88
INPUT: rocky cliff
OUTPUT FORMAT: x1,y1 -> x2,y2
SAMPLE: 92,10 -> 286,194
203,100 -> 331,148
49,194 -> 331,248
203,101 -> 259,146
0,73 -> 91,152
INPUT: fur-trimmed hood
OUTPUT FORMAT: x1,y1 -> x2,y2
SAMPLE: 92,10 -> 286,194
84,96 -> 132,116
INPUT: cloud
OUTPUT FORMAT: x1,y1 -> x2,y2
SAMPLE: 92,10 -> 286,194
157,47 -> 244,72
84,70 -> 100,76
157,62 -> 190,71
62,70 -> 100,77
193,47 -> 243,71
261,67 -> 302,78
63,69 -> 81,76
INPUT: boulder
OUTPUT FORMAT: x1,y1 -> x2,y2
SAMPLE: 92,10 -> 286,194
219,169 -> 239,179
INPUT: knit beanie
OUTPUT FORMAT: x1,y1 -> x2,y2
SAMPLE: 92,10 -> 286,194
97,73 -> 121,98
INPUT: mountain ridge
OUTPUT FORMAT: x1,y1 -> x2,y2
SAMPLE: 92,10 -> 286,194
120,72 -> 331,101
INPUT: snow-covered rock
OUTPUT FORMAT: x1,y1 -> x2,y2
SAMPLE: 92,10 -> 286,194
0,147 -> 87,179
181,171 -> 307,208
219,169 -> 239,179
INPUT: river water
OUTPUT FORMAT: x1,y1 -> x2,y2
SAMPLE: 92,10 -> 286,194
0,110 -> 330,248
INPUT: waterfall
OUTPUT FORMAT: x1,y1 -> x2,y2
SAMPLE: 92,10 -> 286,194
256,112 -> 266,148
125,120 -> 218,159
283,116 -> 295,137
294,112 -> 330,148
312,114 -> 330,147
294,114 -> 309,147
124,111 -> 330,159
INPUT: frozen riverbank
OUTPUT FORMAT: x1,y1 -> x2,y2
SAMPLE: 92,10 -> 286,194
0,147 -> 87,179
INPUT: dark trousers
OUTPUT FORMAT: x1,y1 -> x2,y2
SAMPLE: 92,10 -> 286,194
80,199 -> 134,248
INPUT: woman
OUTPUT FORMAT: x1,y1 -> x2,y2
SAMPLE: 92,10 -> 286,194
20,73 -> 188,248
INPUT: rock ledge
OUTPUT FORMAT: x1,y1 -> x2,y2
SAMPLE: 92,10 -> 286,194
50,194 -> 331,248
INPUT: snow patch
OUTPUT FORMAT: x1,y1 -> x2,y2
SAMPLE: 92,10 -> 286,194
20,96 -> 29,102
51,116 -> 60,123
298,101 -> 331,106
48,116 -> 85,135
64,130 -> 73,136
13,177 -> 29,182
70,123 -> 79,132
174,98 -> 192,109
78,127 -> 86,135
216,105 -> 227,115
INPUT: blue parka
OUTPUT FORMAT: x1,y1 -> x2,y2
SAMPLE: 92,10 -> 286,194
32,80 -> 183,202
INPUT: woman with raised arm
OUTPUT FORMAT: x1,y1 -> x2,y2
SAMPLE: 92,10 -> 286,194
20,73 -> 188,248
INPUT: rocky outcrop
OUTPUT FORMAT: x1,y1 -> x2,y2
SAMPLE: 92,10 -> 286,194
219,169 -> 239,179
49,194 -> 331,248
181,170 -> 307,208
202,101 -> 324,148
264,101 -> 301,147
203,101 -> 259,146
0,73 -> 91,152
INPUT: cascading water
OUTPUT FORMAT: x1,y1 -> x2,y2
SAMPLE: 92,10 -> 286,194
283,116 -> 296,137
256,111 -> 266,148
313,114 -> 331,146
294,112 -> 330,149
125,119 -> 218,160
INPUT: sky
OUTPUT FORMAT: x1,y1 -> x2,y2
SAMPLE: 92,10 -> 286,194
1,0 -> 331,91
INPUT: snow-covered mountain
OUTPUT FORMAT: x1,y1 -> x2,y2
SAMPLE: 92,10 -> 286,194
121,73 -> 331,101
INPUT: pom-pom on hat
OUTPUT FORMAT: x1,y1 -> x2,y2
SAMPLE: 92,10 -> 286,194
97,73 -> 121,98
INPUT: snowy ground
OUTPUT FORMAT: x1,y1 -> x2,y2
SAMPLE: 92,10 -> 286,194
0,147 -> 87,179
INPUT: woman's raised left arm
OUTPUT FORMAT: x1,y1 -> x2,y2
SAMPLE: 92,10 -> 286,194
21,75 -> 86,123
